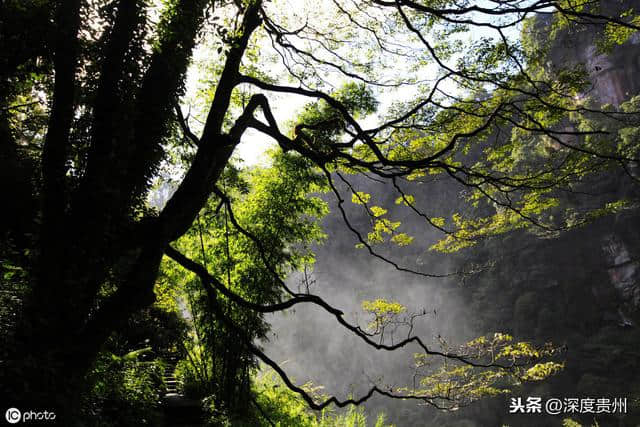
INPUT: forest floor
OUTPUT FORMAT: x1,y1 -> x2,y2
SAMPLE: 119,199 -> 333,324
162,393 -> 205,427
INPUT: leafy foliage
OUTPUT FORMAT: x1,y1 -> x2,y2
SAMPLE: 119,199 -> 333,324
161,150 -> 328,415
243,370 -> 394,427
83,351 -> 164,427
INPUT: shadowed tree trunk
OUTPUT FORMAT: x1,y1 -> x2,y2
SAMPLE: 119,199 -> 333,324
2,1 -> 262,421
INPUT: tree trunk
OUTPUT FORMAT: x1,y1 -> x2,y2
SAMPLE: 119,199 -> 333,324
2,240 -> 163,422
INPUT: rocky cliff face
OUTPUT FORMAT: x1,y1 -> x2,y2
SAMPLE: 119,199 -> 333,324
429,15 -> 640,424
265,9 -> 640,427
536,0 -> 640,107
449,212 -> 640,427
429,17 -> 640,424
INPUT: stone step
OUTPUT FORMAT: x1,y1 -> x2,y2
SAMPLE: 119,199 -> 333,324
162,357 -> 182,398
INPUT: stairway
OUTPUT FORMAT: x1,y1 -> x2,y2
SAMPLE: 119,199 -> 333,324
161,355 -> 205,426
163,355 -> 181,396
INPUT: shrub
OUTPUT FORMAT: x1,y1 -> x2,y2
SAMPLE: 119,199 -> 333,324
83,351 -> 164,426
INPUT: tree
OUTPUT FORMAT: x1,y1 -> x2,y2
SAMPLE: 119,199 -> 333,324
160,152 -> 329,417
1,0 -> 639,422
